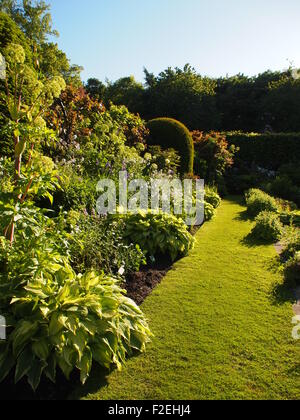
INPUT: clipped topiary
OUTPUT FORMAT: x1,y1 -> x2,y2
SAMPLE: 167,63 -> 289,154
147,118 -> 194,175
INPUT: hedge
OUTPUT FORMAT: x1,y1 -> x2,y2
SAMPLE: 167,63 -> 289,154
147,118 -> 194,175
226,132 -> 300,171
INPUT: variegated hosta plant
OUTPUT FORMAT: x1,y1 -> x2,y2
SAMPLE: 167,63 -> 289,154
0,234 -> 151,391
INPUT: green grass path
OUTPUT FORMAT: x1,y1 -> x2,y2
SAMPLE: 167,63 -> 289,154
74,198 -> 300,400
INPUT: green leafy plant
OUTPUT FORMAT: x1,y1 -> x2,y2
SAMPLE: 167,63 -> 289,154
251,211 -> 283,242
68,212 -> 146,276
204,202 -> 216,221
0,209 -> 151,391
115,211 -> 195,262
192,131 -> 236,184
245,189 -> 278,218
205,187 -> 221,209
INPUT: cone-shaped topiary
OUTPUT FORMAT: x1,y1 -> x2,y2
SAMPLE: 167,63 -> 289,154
147,118 -> 194,175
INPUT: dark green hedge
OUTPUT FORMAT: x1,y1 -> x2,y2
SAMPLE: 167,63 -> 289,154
147,118 -> 194,175
227,132 -> 300,171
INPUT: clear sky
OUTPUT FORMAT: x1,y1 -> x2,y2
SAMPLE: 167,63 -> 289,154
48,0 -> 300,83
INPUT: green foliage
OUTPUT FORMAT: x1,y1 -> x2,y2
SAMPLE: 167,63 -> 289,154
104,104 -> 149,147
0,207 -> 151,391
0,11 -> 31,58
192,131 -> 236,184
104,76 -> 144,114
205,187 -> 221,209
115,211 -> 195,262
146,146 -> 180,176
143,65 -> 219,130
281,227 -> 300,284
85,78 -> 106,102
227,132 -> 300,171
251,211 -> 283,242
68,213 -> 146,277
245,189 -> 278,218
279,211 -> 300,228
147,118 -> 194,175
0,0 -> 59,45
263,175 -> 300,208
204,202 -> 215,221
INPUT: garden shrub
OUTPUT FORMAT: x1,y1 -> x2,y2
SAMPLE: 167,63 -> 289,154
281,228 -> 300,284
279,163 -> 300,186
69,213 -> 146,276
204,202 -> 216,221
115,211 -> 195,262
245,189 -> 278,217
263,175 -> 300,208
146,146 -> 180,176
280,211 -> 300,228
192,131 -> 236,185
251,211 -> 283,242
281,228 -> 300,261
205,187 -> 221,209
0,211 -> 151,391
147,118 -> 194,175
227,132 -> 300,171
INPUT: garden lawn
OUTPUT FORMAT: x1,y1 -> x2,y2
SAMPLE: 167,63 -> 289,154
72,197 -> 300,400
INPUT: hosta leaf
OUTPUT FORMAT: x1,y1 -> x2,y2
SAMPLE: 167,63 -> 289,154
49,314 -> 64,336
78,347 -> 92,385
11,321 -> 39,358
0,349 -> 15,382
44,353 -> 56,384
56,354 -> 73,380
15,347 -> 35,384
27,358 -> 47,392
32,339 -> 50,361
90,342 -> 112,368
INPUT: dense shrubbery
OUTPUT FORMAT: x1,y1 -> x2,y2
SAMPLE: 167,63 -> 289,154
245,189 -> 278,217
281,228 -> 300,284
147,118 -> 194,175
192,132 -> 236,188
0,224 -> 151,390
227,132 -> 300,171
204,202 -> 215,221
205,187 -> 221,209
251,211 -> 283,242
0,41 -> 155,391
0,1 -> 237,395
115,211 -> 195,263
68,212 -> 146,276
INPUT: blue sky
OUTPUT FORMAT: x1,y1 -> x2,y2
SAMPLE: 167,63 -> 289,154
48,0 -> 300,83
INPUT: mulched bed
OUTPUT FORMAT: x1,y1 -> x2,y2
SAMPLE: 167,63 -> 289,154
124,256 -> 173,305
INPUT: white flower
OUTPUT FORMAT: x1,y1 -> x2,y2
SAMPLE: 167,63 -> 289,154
118,266 -> 125,276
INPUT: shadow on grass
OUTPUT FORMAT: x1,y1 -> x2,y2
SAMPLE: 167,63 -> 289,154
68,365 -> 111,400
234,210 -> 252,222
69,351 -> 143,400
270,280 -> 296,306
240,232 -> 275,248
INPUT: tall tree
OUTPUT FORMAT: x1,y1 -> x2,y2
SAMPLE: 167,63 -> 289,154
0,0 -> 58,45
